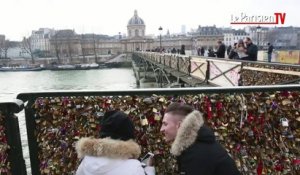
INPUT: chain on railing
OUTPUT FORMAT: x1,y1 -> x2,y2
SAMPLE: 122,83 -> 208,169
17,85 -> 300,175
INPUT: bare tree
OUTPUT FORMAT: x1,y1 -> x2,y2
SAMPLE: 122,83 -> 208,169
53,34 -> 61,63
266,30 -> 277,45
0,40 -> 3,59
0,47 -> 3,59
80,34 -> 86,60
93,34 -> 97,62
2,40 -> 12,59
66,36 -> 73,62
21,37 -> 35,64
0,35 -> 4,59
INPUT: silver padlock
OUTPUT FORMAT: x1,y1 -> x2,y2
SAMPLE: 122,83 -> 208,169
280,118 -> 289,127
248,130 -> 254,137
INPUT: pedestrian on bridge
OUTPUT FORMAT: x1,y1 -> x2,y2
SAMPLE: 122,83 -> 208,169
197,47 -> 201,56
171,47 -> 177,54
267,42 -> 274,62
236,39 -> 248,59
200,47 -> 205,56
215,40 -> 226,58
160,102 -> 240,175
227,45 -> 232,56
180,44 -> 186,55
228,43 -> 239,59
75,110 -> 155,175
208,48 -> 216,57
242,37 -> 258,61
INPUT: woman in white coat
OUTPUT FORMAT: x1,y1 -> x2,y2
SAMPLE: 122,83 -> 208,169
75,110 -> 155,175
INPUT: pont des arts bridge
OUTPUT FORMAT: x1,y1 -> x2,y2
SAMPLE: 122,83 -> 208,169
132,52 -> 300,88
0,85 -> 300,175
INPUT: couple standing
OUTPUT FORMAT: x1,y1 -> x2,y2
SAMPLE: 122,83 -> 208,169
75,103 -> 240,175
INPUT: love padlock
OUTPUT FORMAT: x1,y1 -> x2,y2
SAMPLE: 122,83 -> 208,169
280,118 -> 289,127
141,117 -> 149,126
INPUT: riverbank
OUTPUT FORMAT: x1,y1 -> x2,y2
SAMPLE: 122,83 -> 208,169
0,61 -> 132,72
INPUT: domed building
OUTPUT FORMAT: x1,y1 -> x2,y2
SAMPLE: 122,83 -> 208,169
127,10 -> 145,38
121,10 -> 153,52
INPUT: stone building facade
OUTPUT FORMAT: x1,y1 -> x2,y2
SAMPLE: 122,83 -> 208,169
190,25 -> 224,50
121,10 -> 154,52
223,29 -> 249,47
44,11 -> 242,60
31,28 -> 55,56
47,10 -> 197,57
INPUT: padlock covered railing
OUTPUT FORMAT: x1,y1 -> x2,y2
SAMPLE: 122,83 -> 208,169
0,100 -> 27,175
134,52 -> 300,87
16,85 -> 300,175
240,62 -> 300,86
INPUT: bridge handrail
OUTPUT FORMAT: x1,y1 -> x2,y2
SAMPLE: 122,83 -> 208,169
0,100 -> 26,175
135,52 -> 300,86
17,84 -> 300,101
140,51 -> 300,68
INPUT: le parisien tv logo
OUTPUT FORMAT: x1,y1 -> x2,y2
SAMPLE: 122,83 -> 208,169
230,12 -> 286,25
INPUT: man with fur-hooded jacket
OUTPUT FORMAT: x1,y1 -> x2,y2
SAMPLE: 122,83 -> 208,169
160,103 -> 240,175
75,110 -> 155,175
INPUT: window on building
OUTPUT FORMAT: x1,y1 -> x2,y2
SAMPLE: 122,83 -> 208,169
135,29 -> 139,37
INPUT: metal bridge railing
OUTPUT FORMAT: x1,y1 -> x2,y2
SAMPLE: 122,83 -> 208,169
135,52 -> 300,87
13,85 -> 300,174
0,100 -> 26,175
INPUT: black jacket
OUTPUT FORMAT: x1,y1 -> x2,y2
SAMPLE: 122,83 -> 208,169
268,45 -> 273,54
208,50 -> 216,57
228,49 -> 239,59
244,43 -> 258,61
215,44 -> 226,58
171,111 -> 240,175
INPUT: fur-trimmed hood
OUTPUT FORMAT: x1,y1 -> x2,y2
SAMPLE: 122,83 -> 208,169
76,137 -> 141,159
170,110 -> 205,156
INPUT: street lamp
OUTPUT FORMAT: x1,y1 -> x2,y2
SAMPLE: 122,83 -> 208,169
256,26 -> 262,49
158,26 -> 163,51
118,32 -> 121,40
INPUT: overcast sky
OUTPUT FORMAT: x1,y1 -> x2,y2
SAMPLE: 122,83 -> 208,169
1,0 -> 299,41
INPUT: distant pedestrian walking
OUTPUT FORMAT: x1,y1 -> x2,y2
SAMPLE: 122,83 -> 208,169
227,45 -> 232,56
267,43 -> 274,62
197,48 -> 201,56
180,44 -> 185,55
171,47 -> 177,54
215,40 -> 226,58
200,47 -> 205,56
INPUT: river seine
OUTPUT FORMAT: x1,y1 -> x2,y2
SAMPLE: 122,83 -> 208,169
0,68 -> 143,100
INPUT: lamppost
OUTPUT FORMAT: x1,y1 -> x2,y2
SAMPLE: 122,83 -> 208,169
158,26 -> 163,51
193,38 -> 197,55
118,32 -> 121,40
256,26 -> 262,49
